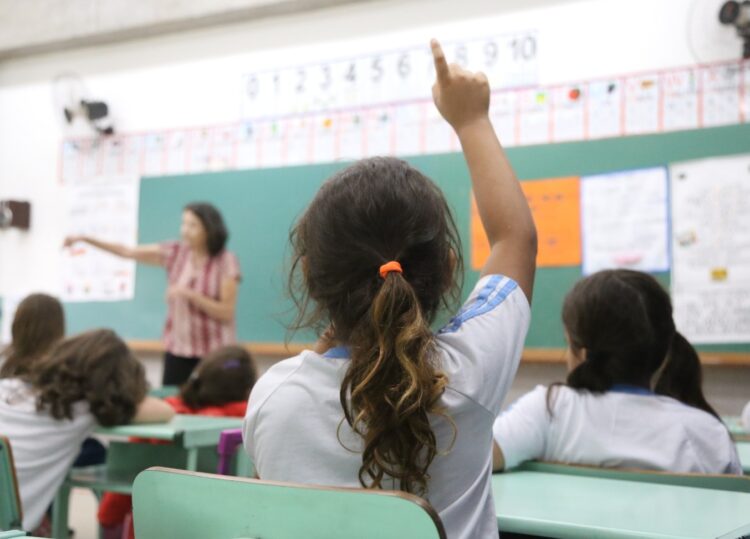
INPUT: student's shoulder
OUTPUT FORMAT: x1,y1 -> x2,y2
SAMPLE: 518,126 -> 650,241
247,352 -> 310,409
439,274 -> 530,335
656,397 -> 731,438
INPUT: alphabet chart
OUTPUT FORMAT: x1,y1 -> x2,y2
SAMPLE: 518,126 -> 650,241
60,57 -> 750,185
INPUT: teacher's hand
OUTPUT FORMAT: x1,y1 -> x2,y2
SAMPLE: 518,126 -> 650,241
166,285 -> 194,302
63,235 -> 84,248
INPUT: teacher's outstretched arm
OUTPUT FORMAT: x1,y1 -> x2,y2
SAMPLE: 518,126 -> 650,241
64,235 -> 163,266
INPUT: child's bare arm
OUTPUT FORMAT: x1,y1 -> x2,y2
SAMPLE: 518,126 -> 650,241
430,39 -> 537,302
131,396 -> 176,424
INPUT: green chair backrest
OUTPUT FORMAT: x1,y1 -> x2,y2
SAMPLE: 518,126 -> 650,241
0,436 -> 22,531
0,531 -> 27,538
516,461 -> 750,492
133,467 -> 446,539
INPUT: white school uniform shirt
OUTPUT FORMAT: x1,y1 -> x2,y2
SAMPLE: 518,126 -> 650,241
742,401 -> 750,429
0,378 -> 97,531
244,274 -> 530,539
493,384 -> 742,475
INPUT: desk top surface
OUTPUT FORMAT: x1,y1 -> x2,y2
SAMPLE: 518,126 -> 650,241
96,415 -> 243,447
492,471 -> 750,539
725,416 -> 750,440
737,442 -> 750,474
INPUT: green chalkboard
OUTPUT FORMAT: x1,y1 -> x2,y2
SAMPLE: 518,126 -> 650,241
64,124 -> 750,352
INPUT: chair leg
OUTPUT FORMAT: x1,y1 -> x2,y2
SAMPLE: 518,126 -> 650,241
51,482 -> 71,539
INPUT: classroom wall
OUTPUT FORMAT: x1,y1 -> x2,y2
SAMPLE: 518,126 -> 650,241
1,0 -> 747,411
0,0 -> 740,296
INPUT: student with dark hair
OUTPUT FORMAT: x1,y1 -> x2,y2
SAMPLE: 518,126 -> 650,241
244,40 -> 536,539
174,344 -> 256,413
64,201 -> 241,385
492,269 -> 741,475
0,293 -> 65,378
0,329 -> 174,533
98,344 -> 256,539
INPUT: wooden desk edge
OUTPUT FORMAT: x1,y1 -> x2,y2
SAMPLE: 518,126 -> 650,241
128,341 -> 750,365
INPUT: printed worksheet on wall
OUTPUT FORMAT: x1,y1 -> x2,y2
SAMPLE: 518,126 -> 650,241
670,154 -> 750,343
587,79 -> 622,139
661,69 -> 699,131
580,167 -> 670,276
61,175 -> 140,302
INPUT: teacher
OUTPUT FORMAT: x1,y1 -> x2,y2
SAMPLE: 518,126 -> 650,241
64,202 -> 241,385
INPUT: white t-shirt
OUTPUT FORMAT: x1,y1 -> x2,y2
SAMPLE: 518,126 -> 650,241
0,378 -> 97,531
742,401 -> 750,429
493,384 -> 742,475
244,274 -> 530,539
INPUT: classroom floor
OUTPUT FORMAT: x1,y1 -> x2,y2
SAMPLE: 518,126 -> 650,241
69,488 -> 99,539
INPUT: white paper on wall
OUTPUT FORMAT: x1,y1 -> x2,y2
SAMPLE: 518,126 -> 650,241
670,154 -> 750,343
363,106 -> 395,157
551,85 -> 585,142
581,167 -> 670,276
662,69 -> 699,131
490,90 -> 518,146
61,175 -> 140,302
624,74 -> 659,135
587,79 -> 622,139
517,88 -> 551,145
701,64 -> 741,127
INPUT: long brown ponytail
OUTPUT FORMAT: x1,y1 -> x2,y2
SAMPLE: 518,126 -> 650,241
342,268 -> 449,494
289,157 -> 462,495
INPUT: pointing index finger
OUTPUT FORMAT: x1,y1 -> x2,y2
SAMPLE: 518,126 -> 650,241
431,39 -> 450,83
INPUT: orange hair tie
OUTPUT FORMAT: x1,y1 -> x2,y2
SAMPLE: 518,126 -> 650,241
379,261 -> 403,279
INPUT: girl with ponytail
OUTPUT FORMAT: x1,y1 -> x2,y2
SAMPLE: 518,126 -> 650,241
492,269 -> 741,475
244,39 -> 536,539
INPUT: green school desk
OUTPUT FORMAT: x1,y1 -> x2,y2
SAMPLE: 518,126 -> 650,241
738,443 -> 750,474
492,471 -> 750,538
725,416 -> 750,441
95,414 -> 243,470
51,415 -> 243,539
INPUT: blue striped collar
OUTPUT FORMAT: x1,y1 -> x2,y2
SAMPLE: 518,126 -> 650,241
322,346 -> 350,359
609,384 -> 654,396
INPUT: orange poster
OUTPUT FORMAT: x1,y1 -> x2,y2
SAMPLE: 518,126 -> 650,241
471,177 -> 582,269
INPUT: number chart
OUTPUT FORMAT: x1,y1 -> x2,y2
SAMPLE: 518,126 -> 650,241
239,31 -> 539,120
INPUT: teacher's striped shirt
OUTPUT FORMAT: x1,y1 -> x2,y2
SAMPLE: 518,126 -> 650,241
160,241 -> 241,358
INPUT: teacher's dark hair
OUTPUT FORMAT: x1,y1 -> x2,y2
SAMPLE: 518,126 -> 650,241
184,202 -> 228,257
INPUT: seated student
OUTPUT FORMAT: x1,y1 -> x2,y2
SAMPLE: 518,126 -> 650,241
0,293 -> 65,378
743,401 -> 750,429
244,40 -> 536,539
98,344 -> 257,539
163,344 -> 257,416
0,329 -> 175,533
492,269 -> 741,475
